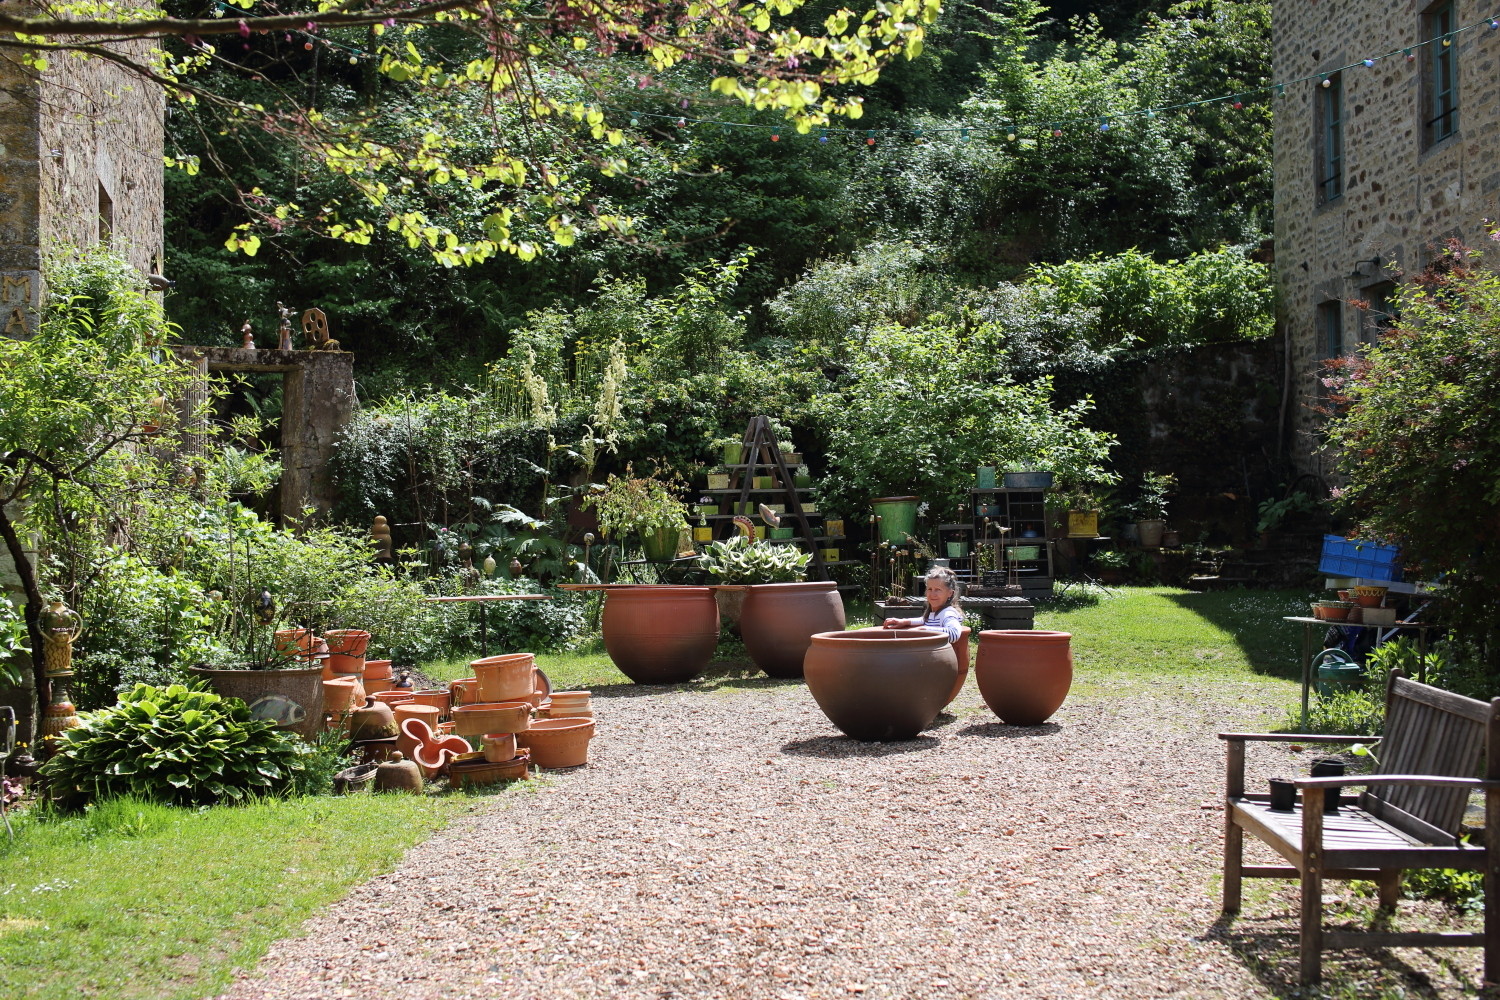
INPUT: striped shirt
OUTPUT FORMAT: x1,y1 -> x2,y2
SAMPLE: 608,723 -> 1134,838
899,604 -> 963,644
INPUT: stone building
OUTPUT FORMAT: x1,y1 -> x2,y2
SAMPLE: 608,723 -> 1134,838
1274,0 -> 1500,476
0,23 -> 164,337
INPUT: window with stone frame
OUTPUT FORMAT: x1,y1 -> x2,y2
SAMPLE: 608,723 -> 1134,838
1421,1 -> 1458,148
1316,72 -> 1343,204
1358,281 -> 1397,346
1318,299 -> 1344,359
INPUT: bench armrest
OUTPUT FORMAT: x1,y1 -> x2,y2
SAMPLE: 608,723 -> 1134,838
1218,732 -> 1382,744
1292,774 -> 1500,790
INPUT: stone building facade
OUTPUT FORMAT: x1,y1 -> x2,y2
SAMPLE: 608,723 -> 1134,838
1274,0 -> 1500,477
0,19 -> 163,337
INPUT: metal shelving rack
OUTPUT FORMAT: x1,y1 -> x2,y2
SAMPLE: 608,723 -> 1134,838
700,416 -> 858,586
971,487 -> 1055,592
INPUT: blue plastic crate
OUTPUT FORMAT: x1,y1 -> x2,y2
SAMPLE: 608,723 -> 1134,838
1319,534 -> 1403,582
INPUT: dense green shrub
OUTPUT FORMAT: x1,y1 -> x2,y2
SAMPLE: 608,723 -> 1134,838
1324,243 -> 1500,670
40,683 -> 309,810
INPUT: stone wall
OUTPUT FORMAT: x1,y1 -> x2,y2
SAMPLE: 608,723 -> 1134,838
1273,0 -> 1500,477
0,11 -> 162,337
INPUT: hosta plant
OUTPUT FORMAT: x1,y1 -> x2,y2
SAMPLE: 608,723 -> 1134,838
40,682 -> 308,810
697,535 -> 810,584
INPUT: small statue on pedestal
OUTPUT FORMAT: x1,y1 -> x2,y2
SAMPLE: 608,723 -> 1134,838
240,320 -> 254,349
276,301 -> 294,351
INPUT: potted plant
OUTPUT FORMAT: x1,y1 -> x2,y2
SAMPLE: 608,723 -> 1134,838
190,592 -> 327,742
1133,472 -> 1176,549
1050,481 -> 1113,539
582,468 -> 691,563
715,436 -> 746,467
1091,548 -> 1132,585
698,535 -> 843,678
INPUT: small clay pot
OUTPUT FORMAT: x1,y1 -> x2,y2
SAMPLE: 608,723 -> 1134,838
483,732 -> 518,762
322,678 -> 359,719
324,628 -> 372,657
471,653 -> 535,702
347,695 -> 398,743
393,702 -> 441,731
374,752 -> 423,793
406,689 -> 451,716
448,677 -> 481,706
363,659 -> 394,681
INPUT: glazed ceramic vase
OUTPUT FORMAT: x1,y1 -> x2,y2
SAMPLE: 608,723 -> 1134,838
974,629 -> 1073,726
739,581 -> 847,679
601,586 -> 719,684
803,629 -> 959,742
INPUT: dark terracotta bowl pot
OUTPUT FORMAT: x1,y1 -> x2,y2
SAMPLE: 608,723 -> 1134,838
974,629 -> 1073,726
740,581 -> 847,679
803,629 -> 959,742
601,586 -> 719,684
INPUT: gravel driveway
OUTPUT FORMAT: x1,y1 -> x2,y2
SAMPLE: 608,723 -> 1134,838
214,674 -> 1487,1000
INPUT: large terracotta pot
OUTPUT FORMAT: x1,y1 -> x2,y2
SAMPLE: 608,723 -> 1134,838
974,629 -> 1073,725
945,626 -> 972,708
740,581 -> 847,679
601,586 -> 719,684
190,664 -> 325,742
471,653 -> 535,702
803,629 -> 959,742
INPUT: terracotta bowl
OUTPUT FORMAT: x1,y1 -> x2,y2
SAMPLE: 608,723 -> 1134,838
452,701 -> 532,737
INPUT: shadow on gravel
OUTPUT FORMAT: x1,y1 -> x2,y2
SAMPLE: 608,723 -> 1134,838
1202,912 -> 1466,999
585,659 -> 803,700
780,734 -> 942,758
957,721 -> 1062,739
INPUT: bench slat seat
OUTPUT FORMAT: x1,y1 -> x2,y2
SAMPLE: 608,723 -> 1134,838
1220,669 -> 1500,985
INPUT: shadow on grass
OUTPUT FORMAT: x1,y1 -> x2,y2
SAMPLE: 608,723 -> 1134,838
1202,910 -> 1485,999
1162,588 -> 1312,682
781,733 -> 943,758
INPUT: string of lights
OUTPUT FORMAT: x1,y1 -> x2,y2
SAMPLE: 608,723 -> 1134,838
201,3 -> 1500,144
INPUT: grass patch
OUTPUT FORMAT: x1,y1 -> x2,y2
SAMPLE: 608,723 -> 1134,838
0,789 -> 486,999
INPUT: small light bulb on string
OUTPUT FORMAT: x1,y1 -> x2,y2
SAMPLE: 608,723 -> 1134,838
770,133 -> 780,142
1006,130 -> 1016,140
349,55 -> 359,65
1232,101 -> 1243,110
1491,19 -> 1498,29
1321,78 -> 1331,88
304,41 -> 314,50
1363,58 -> 1376,67
1146,109 -> 1157,118
1052,128 -> 1063,137
630,116 -> 639,126
1442,35 -> 1451,47
819,129 -> 828,143
866,129 -> 876,147
1099,119 -> 1110,132
960,128 -> 970,143
1276,84 -> 1287,98
1404,48 -> 1415,61
676,117 -> 686,127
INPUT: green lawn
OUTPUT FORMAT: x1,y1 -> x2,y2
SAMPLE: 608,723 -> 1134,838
0,585 -> 1314,999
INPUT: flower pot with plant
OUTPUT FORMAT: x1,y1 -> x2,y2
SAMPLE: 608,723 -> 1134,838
699,536 -> 835,678
582,467 -> 691,563
1132,472 -> 1175,549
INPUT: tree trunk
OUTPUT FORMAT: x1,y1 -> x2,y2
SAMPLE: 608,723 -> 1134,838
0,501 -> 49,736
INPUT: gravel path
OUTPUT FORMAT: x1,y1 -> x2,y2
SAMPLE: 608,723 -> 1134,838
215,675 -> 1487,1000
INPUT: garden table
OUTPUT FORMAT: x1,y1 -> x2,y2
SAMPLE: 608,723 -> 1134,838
423,594 -> 551,658
1283,615 -> 1435,729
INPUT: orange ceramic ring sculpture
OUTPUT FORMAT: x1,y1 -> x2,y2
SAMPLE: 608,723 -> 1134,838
974,629 -> 1073,726
803,629 -> 959,742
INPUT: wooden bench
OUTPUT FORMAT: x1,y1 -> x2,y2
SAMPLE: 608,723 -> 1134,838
1220,668 -> 1500,984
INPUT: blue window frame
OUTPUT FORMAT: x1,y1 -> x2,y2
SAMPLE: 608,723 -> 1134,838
1318,73 -> 1343,203
1423,2 -> 1458,147
1319,300 -> 1343,358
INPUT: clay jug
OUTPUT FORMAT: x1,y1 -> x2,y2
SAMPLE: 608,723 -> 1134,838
348,695 -> 397,743
471,653 -> 535,702
373,752 -> 423,793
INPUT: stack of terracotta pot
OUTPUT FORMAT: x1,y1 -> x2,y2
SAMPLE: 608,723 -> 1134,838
449,654 -> 598,786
